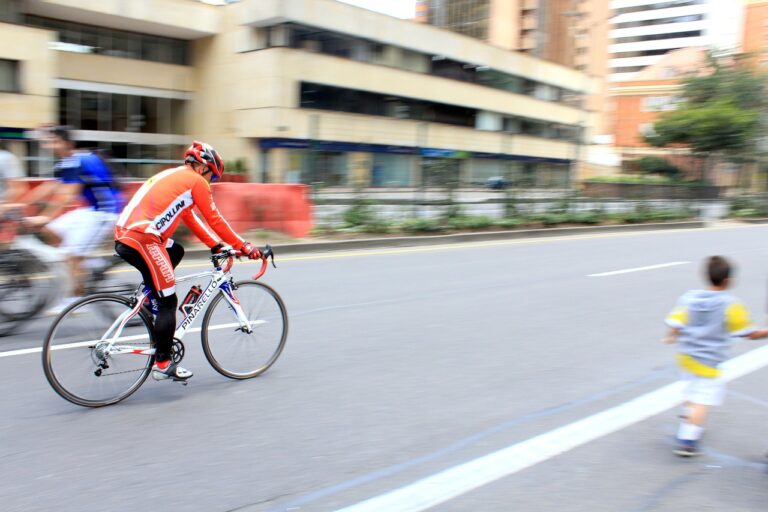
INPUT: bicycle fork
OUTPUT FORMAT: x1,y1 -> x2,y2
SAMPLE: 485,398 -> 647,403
221,282 -> 253,334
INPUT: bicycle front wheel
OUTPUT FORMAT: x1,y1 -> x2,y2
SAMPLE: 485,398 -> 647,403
0,249 -> 54,336
42,294 -> 155,407
202,281 -> 288,379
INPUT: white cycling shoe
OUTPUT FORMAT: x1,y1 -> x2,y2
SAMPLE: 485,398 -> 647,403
151,361 -> 193,381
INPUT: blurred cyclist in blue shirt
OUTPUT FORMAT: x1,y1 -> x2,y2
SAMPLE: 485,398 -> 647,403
24,125 -> 124,311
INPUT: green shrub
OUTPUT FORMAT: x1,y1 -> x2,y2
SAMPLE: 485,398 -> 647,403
637,156 -> 682,180
343,199 -> 376,228
569,212 -> 602,225
400,218 -> 442,233
361,219 -> 393,234
447,216 -> 494,230
495,218 -> 525,229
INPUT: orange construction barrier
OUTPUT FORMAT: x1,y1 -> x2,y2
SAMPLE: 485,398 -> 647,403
12,178 -> 314,238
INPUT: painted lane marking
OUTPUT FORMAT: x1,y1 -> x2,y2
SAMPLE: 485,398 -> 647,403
0,321 -> 267,359
588,261 -> 690,277
335,344 -> 768,512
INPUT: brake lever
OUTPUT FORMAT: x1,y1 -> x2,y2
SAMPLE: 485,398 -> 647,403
263,244 -> 276,268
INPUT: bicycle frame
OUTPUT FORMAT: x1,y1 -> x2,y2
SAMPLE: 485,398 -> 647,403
96,254 -> 269,359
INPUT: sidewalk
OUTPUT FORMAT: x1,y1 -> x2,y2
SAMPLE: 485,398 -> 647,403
182,220 -> 706,257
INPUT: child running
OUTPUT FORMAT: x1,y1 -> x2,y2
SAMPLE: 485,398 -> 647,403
664,255 -> 768,456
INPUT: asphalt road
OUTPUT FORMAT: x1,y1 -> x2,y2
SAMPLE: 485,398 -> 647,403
2,223 -> 768,512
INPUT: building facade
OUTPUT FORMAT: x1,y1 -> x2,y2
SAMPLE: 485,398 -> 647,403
416,0 -> 582,67
610,47 -> 704,172
0,0 -> 591,188
609,0 -> 743,82
743,0 -> 768,67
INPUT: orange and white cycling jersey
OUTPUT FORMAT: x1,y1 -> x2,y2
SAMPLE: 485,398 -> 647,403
115,166 -> 244,250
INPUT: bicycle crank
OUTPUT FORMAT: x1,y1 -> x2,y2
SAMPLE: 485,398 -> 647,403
171,338 -> 185,364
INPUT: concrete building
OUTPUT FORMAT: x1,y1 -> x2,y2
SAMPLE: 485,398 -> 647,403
609,0 -> 743,82
416,0 -> 581,67
610,46 -> 704,170
0,0 -> 591,188
743,0 -> 768,67
416,0 -> 616,150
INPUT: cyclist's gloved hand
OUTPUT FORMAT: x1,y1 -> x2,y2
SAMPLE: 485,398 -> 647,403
210,242 -> 233,255
241,242 -> 262,260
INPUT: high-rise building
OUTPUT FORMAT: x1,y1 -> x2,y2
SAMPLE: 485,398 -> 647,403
416,0 -> 582,67
609,0 -> 744,82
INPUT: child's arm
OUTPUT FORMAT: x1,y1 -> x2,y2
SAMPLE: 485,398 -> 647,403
662,327 -> 680,344
746,328 -> 768,340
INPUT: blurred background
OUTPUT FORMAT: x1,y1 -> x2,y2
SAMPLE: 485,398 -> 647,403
2,0 -> 768,228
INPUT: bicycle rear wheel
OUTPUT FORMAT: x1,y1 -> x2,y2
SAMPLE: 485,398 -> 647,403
42,294 -> 155,407
201,281 -> 287,379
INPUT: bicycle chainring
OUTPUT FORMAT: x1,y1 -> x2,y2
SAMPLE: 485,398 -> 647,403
171,338 -> 185,364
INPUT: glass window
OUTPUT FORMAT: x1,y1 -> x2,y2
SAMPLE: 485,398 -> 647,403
170,99 -> 186,135
25,15 -> 188,64
372,154 -> 412,187
422,158 -> 461,188
310,151 -> 348,187
112,93 -> 129,132
140,96 -> 159,133
0,59 -> 20,93
97,92 -> 112,132
463,159 -> 504,187
80,91 -> 99,131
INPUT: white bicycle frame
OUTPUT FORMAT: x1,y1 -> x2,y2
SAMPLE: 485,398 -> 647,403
96,257 -> 253,359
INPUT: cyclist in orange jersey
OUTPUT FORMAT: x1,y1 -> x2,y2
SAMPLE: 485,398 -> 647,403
114,141 -> 261,381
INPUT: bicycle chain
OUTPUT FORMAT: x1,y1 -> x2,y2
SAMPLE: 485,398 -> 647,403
93,342 -> 152,377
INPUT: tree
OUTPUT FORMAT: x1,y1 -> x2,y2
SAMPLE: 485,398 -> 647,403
645,51 -> 768,183
637,156 -> 681,180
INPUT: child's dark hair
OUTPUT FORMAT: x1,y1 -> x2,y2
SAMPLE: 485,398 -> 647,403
707,256 -> 731,286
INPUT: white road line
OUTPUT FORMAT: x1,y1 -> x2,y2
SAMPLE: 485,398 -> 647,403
0,321 -> 267,359
335,344 -> 768,512
588,261 -> 689,277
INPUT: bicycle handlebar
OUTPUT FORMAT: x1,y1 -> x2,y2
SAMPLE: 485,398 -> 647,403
211,244 -> 276,280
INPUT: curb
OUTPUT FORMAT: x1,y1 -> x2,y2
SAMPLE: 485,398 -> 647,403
183,221 -> 706,258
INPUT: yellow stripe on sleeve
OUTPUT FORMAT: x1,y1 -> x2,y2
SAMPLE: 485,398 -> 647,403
725,302 -> 754,334
665,306 -> 688,328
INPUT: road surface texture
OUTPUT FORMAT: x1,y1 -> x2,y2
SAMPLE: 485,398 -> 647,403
2,223 -> 768,511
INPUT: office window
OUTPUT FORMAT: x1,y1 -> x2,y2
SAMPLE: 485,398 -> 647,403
0,59 -> 20,93
26,15 -> 189,64
58,89 -> 187,135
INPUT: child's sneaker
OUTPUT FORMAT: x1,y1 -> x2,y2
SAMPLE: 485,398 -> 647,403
152,360 -> 193,381
673,438 -> 701,457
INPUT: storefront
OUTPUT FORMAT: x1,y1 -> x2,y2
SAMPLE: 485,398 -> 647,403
259,138 -> 570,188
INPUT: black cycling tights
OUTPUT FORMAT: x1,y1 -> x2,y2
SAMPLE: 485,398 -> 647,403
114,241 -> 185,362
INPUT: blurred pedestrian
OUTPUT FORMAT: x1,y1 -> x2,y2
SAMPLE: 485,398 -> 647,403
22,126 -> 124,313
664,255 -> 768,457
0,140 -> 25,201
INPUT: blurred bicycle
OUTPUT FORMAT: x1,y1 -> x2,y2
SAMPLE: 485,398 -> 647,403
0,207 -> 133,337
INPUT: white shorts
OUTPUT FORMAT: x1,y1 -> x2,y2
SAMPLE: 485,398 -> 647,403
680,371 -> 726,406
48,208 -> 117,256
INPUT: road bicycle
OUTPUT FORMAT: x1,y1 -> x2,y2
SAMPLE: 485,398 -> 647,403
42,245 -> 288,407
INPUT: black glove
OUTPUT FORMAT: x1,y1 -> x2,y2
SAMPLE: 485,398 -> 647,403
210,243 -> 232,254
